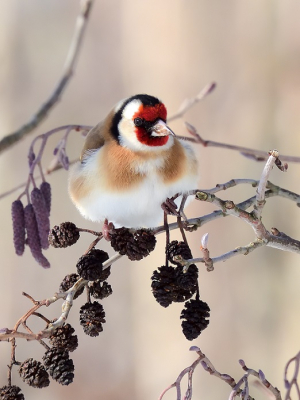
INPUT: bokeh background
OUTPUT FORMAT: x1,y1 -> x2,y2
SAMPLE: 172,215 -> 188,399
1,1 -> 300,399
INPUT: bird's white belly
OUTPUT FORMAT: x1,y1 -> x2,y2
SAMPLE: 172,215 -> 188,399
76,171 -> 198,228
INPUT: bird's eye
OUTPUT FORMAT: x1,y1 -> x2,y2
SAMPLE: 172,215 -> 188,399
134,117 -> 143,127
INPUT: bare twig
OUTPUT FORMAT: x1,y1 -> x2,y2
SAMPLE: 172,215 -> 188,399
7,339 -> 17,387
253,150 -> 280,219
22,321 -> 49,351
17,124 -> 91,202
3,163 -> 300,343
0,252 -> 121,343
160,346 -> 281,400
153,179 -> 300,236
0,157 -> 82,201
238,359 -> 281,400
284,351 -> 300,400
179,122 -> 300,163
196,191 -> 300,255
175,239 -> 265,270
0,0 -> 94,154
159,346 -> 244,400
168,82 -> 216,122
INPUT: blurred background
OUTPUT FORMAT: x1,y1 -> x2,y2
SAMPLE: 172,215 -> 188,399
1,0 -> 300,399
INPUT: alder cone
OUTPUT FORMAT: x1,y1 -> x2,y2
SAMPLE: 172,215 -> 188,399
180,299 -> 210,341
151,265 -> 197,308
166,240 -> 193,265
49,323 -> 78,352
59,273 -> 84,299
49,222 -> 80,248
18,358 -> 50,388
43,348 -> 74,386
79,301 -> 106,337
0,385 -> 24,400
76,249 -> 109,281
110,228 -> 156,260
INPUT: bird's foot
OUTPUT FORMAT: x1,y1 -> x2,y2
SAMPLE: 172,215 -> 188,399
182,220 -> 198,232
102,219 -> 115,241
161,198 -> 180,217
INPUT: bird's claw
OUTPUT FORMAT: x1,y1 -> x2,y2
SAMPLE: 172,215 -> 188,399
161,198 -> 180,217
102,219 -> 115,241
182,220 -> 198,232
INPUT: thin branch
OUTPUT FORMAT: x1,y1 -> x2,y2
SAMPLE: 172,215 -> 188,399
19,125 -> 91,202
238,359 -> 281,400
253,150 -> 279,219
158,383 -> 177,400
3,172 -> 300,342
179,122 -> 300,163
196,191 -> 300,254
0,0 -> 94,154
7,339 -> 17,387
0,252 -> 121,343
0,157 -> 81,201
266,230 -> 300,254
284,352 -> 300,400
22,321 -> 49,351
153,179 -> 300,235
176,239 -> 265,271
160,346 -> 281,400
168,82 -> 216,122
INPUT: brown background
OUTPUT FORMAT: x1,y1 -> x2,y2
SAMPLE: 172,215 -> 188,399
1,1 -> 300,399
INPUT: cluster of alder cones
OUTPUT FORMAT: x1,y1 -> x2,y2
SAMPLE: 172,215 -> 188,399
5,216 -> 209,399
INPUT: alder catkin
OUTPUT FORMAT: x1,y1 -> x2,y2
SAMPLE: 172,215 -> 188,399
40,181 -> 51,216
24,204 -> 50,268
31,188 -> 50,250
11,200 -> 26,256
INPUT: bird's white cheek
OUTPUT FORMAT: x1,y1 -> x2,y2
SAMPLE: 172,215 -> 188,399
117,118 -> 140,150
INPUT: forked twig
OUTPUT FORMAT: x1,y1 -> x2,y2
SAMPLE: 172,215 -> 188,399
159,346 -> 281,400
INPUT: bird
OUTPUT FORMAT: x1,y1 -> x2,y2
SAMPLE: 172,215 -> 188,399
68,94 -> 199,230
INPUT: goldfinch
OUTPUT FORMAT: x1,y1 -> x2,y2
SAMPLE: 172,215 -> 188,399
69,94 -> 199,228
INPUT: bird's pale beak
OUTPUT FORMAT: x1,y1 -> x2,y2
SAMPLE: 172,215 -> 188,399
150,120 -> 175,137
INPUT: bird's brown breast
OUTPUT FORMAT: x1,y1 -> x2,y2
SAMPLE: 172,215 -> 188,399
101,138 -> 189,192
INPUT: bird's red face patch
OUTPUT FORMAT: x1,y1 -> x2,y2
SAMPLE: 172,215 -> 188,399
133,103 -> 169,147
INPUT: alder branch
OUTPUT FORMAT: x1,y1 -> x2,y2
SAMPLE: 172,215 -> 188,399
3,152 -> 300,343
162,153 -> 300,270
284,351 -> 300,400
153,179 -> 300,236
178,122 -> 300,163
0,0 -> 94,155
5,172 -> 297,341
3,172 -> 298,342
0,158 -> 81,201
159,346 -> 281,400
0,254 -> 119,342
19,125 -> 91,203
253,149 -> 281,219
175,239 -> 265,272
196,190 -> 300,254
0,121 -> 91,200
